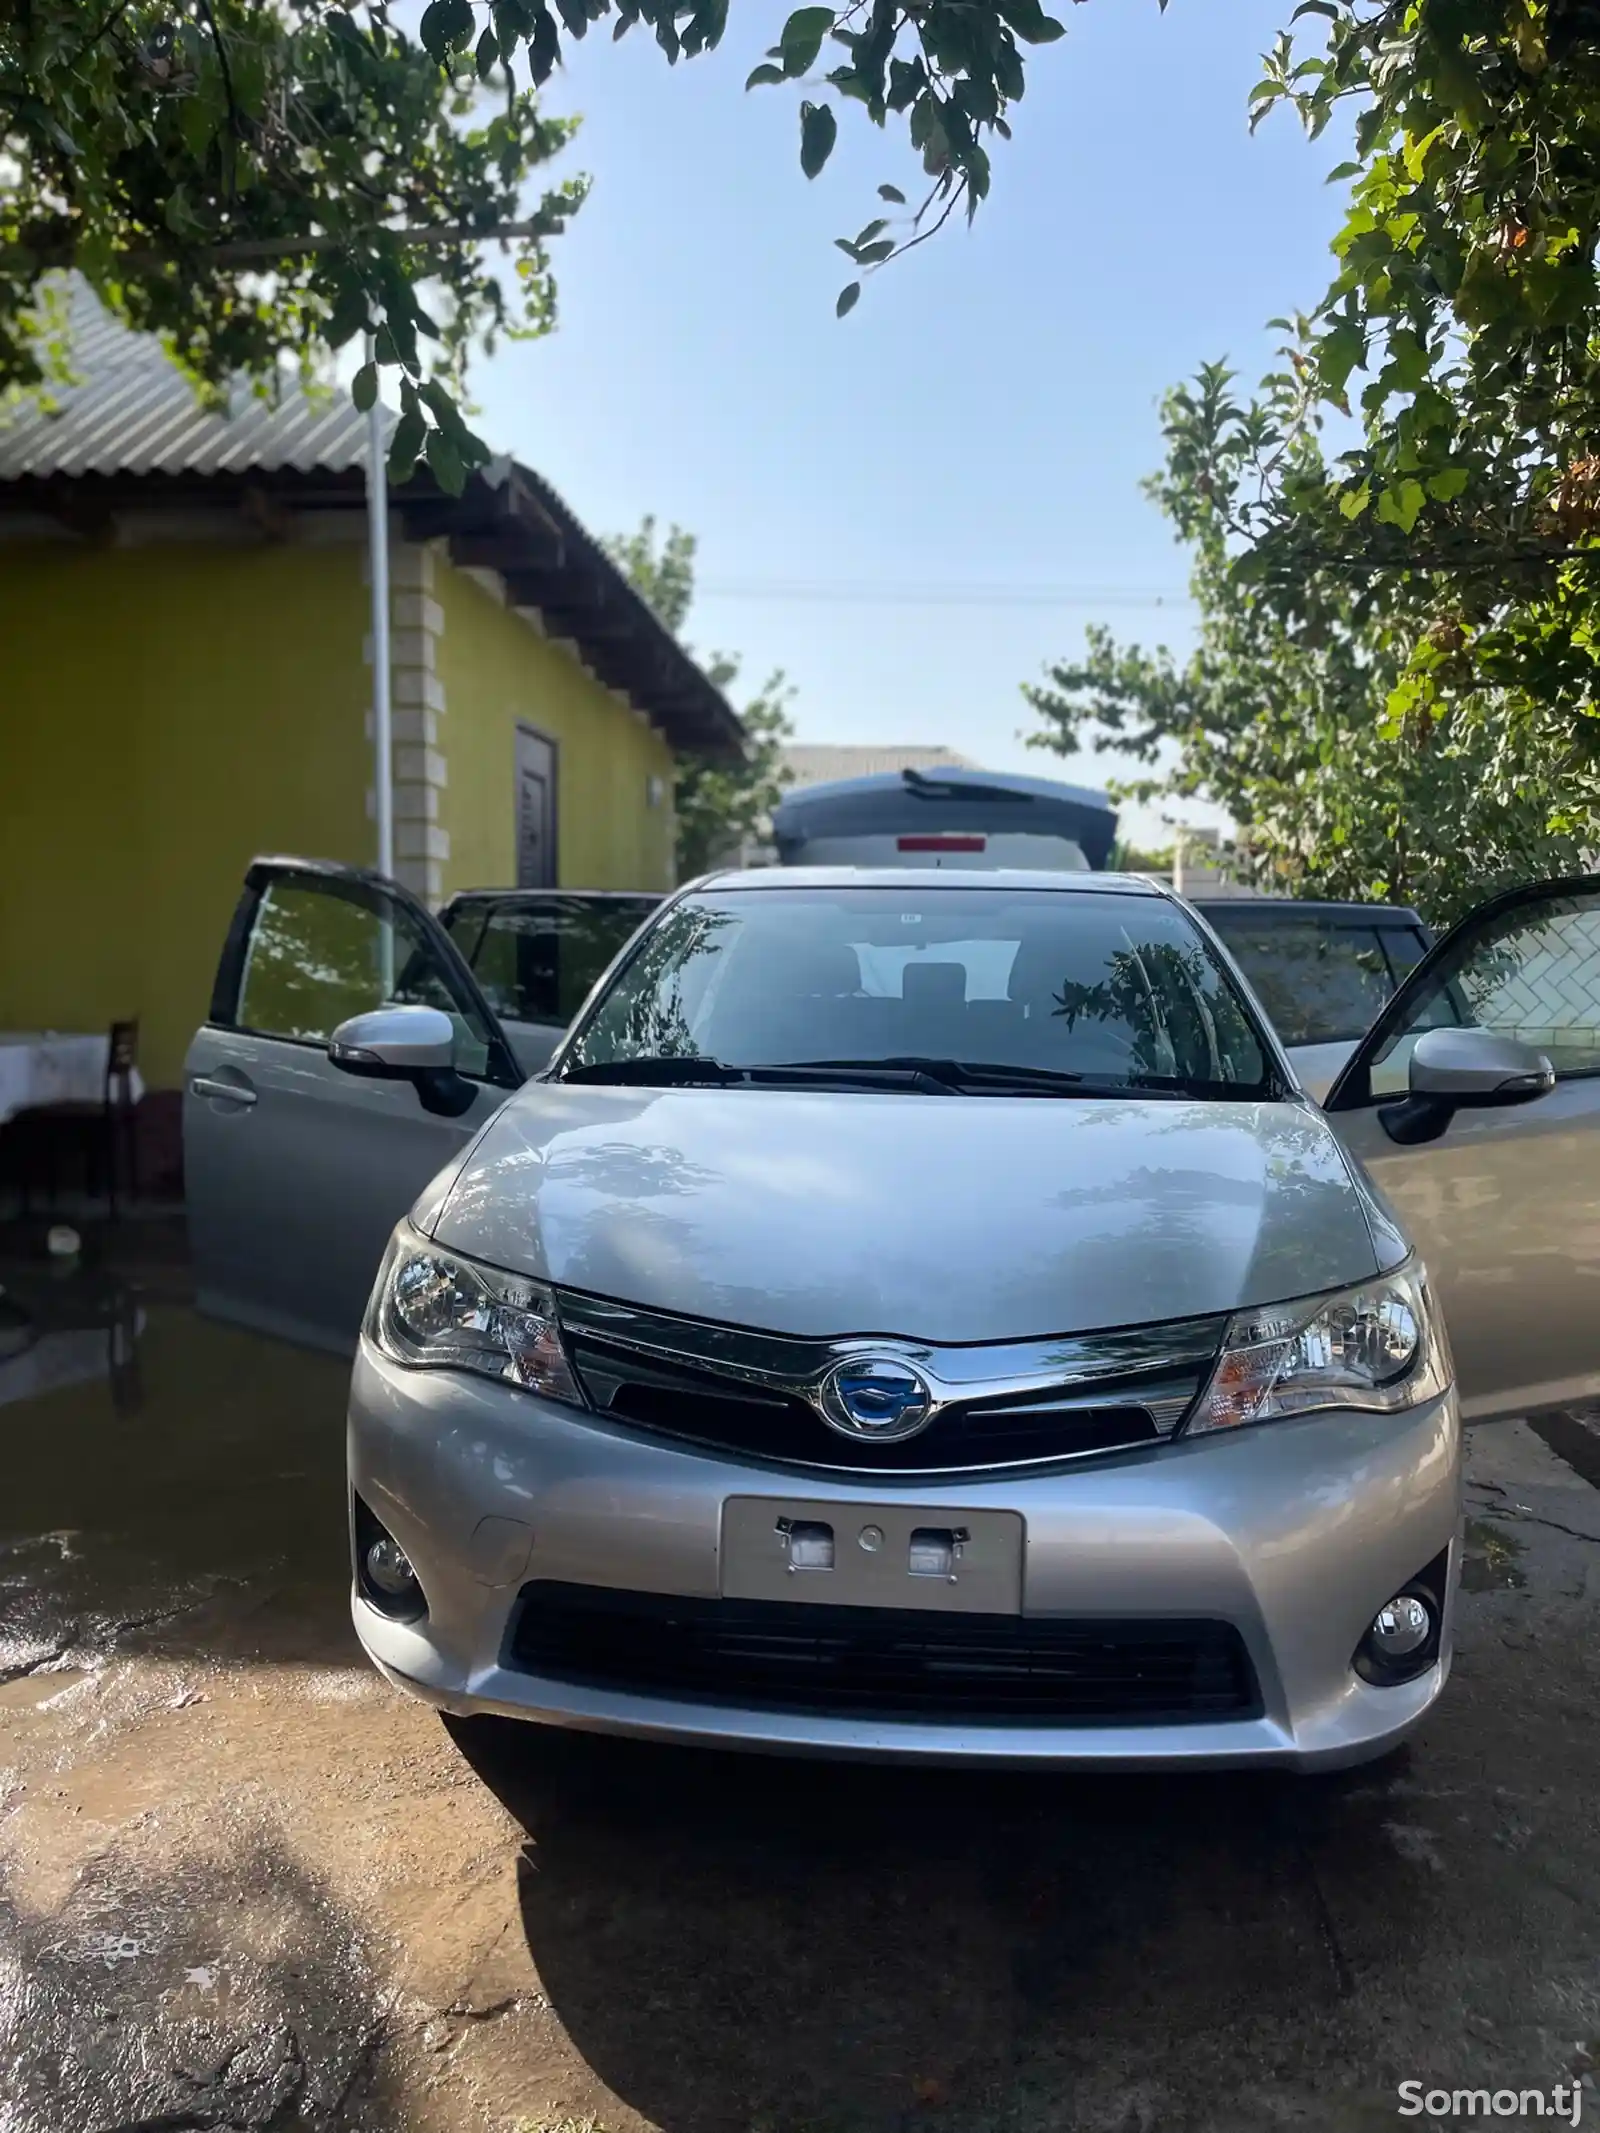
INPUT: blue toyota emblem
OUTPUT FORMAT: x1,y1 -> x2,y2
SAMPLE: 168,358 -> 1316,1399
820,1358 -> 934,1442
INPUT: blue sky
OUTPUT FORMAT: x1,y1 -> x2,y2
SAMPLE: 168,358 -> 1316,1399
465,0 -> 1350,847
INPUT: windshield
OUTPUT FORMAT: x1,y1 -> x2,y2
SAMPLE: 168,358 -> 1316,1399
562,887 -> 1276,1097
447,896 -> 660,1028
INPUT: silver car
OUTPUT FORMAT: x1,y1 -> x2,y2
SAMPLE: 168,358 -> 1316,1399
184,862 -> 1600,1771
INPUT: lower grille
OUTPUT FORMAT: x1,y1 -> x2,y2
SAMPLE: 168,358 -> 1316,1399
508,1583 -> 1261,1725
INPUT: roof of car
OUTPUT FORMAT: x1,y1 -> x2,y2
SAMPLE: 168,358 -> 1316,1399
1189,896 -> 1427,925
443,887 -> 664,907
691,866 -> 1162,896
771,765 -> 1117,813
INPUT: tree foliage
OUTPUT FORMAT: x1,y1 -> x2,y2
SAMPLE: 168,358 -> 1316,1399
1233,0 -> 1600,798
1,0 -> 1098,475
1,1 -> 590,488
602,515 -> 796,880
1024,361 -> 1590,928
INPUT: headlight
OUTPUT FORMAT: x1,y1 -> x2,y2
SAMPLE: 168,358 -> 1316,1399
370,1232 -> 585,1406
1185,1263 -> 1448,1435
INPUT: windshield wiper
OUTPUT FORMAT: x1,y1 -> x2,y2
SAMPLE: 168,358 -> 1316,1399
796,1057 -> 1223,1098
558,1055 -> 953,1092
559,1055 -> 744,1086
800,1055 -> 1100,1096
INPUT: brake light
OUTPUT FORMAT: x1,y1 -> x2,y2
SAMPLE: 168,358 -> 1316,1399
897,835 -> 986,852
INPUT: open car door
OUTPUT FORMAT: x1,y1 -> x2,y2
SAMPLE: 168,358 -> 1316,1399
183,858 -> 525,1354
1323,876 -> 1600,1422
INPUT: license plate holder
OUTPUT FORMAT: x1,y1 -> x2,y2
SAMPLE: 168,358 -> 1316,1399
720,1497 -> 1023,1614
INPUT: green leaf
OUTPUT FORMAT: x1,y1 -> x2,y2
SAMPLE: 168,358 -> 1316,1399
854,239 -> 894,264
352,362 -> 379,414
1427,467 -> 1469,501
426,425 -> 467,496
476,26 -> 500,75
1338,481 -> 1371,519
528,6 -> 561,79
325,283 -> 373,351
1291,0 -> 1339,18
419,0 -> 474,59
836,281 -> 861,317
854,217 -> 887,245
388,408 -> 427,483
1375,478 -> 1426,533
878,183 -> 906,203
745,61 -> 785,86
995,0 -> 1066,42
780,6 -> 836,77
1317,317 -> 1366,398
799,99 -> 837,178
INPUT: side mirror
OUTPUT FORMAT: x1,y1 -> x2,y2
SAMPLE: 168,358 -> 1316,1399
328,1007 -> 477,1118
1380,1028 -> 1555,1146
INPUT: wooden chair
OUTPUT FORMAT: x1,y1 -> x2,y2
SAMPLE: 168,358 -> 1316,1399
11,1020 -> 141,1218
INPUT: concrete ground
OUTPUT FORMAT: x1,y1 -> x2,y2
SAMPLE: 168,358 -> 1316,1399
4,1232 -> 1600,2133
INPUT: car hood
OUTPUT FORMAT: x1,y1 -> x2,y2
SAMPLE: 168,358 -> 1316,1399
424,1086 -> 1387,1343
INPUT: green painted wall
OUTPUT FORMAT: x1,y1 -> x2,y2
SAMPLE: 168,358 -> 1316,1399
433,562 -> 677,897
0,538 -> 679,1095
0,539 -> 372,1088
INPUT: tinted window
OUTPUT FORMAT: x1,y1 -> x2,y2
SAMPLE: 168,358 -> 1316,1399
454,897 -> 659,1027
237,879 -> 495,1076
1379,926 -> 1431,987
1206,917 -> 1396,1046
1368,889 -> 1600,1097
567,887 -> 1273,1097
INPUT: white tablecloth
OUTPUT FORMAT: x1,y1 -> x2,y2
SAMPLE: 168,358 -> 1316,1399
0,1034 -> 146,1129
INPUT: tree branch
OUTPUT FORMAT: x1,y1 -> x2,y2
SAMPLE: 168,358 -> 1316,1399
3,216 -> 560,273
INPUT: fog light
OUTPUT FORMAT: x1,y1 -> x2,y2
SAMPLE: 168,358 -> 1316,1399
1370,1593 -> 1432,1658
365,1536 -> 419,1598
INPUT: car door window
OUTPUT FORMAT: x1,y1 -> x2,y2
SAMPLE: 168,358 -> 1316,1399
1208,918 -> 1394,1046
1360,889 -> 1600,1100
462,898 -> 660,1027
236,877 -> 498,1079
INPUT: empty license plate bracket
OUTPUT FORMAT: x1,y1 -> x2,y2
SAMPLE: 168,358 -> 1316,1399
720,1498 -> 1024,1613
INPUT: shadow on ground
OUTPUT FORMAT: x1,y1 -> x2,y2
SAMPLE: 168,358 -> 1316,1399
448,1716 -> 1437,2133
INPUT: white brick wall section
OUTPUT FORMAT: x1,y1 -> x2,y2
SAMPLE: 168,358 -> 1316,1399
373,539 -> 449,904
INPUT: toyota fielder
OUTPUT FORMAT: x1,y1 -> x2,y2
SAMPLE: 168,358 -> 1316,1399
183,862 -> 1600,1770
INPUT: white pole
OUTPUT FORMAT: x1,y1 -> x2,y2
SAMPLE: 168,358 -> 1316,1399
365,323 -> 394,883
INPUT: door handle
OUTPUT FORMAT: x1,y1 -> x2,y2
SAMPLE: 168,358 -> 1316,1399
191,1076 -> 257,1106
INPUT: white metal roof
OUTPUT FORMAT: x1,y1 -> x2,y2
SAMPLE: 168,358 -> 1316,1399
0,275 -> 383,482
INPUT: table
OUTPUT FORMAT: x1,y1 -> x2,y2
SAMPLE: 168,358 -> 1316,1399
0,1033 -> 146,1129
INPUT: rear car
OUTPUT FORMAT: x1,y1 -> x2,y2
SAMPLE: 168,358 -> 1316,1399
770,765 -> 1119,873
1191,898 -> 1434,1102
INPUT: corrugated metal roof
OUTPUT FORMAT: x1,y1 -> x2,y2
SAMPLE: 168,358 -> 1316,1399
0,275 -> 381,481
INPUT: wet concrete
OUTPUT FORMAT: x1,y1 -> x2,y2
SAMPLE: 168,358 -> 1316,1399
5,1252 -> 1600,2132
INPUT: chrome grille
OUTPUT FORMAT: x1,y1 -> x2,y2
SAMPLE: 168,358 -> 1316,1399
557,1291 -> 1223,1476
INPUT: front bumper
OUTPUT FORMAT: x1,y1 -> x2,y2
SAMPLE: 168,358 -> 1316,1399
348,1338 -> 1462,1771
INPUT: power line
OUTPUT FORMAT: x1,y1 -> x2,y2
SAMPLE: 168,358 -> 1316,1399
693,581 -> 1196,610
